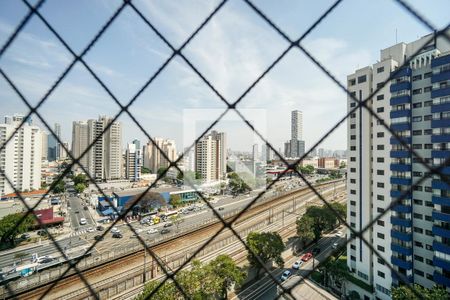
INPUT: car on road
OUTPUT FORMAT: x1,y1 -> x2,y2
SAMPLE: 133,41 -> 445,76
147,228 -> 158,234
312,247 -> 321,255
301,252 -> 313,262
111,227 -> 120,233
21,233 -> 31,240
86,227 -> 95,233
332,242 -> 339,249
96,225 -> 104,231
163,223 -> 173,228
79,218 -> 87,225
112,233 -> 123,239
160,228 -> 170,234
83,206 -> 89,211
140,218 -> 149,224
280,270 -> 292,281
37,256 -> 54,264
94,235 -> 104,241
218,207 -> 224,211
292,260 -> 303,269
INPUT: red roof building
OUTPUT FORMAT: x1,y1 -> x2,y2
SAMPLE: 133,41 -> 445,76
32,208 -> 64,227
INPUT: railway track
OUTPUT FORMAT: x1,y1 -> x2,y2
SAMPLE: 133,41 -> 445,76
4,180 -> 345,300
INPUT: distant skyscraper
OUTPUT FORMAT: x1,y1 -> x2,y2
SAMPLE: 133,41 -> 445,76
143,138 -> 177,173
318,148 -> 324,158
195,131 -> 227,182
252,144 -> 259,162
346,33 -> 450,299
71,116 -> 122,181
285,110 -> 305,158
0,116 -> 42,196
125,142 -> 142,182
47,123 -> 61,161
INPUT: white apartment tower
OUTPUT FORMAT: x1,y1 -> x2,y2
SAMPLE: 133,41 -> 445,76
0,115 -> 42,196
195,131 -> 226,182
71,116 -> 122,181
142,138 -> 177,173
125,142 -> 142,182
347,33 -> 450,299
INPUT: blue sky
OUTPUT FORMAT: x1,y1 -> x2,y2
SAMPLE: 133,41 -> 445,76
1,0 -> 449,153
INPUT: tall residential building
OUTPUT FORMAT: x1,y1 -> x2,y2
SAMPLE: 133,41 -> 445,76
0,116 -> 42,196
252,144 -> 259,162
54,123 -> 61,159
195,131 -> 227,182
142,138 -> 177,173
41,131 -> 48,161
125,142 -> 142,182
346,33 -> 450,299
71,116 -> 122,181
285,110 -> 305,158
48,123 -> 61,161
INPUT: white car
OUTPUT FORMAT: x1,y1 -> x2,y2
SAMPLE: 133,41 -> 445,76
147,228 -> 158,234
111,227 -> 120,233
292,260 -> 303,270
332,242 -> 339,249
280,270 -> 292,281
335,231 -> 343,237
86,227 -> 95,233
79,218 -> 87,225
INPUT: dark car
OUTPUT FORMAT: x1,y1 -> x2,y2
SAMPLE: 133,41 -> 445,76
112,233 -> 123,239
218,207 -> 224,211
161,229 -> 170,234
94,235 -> 104,241
21,233 -> 31,240
83,206 -> 89,211
163,223 -> 173,228
37,230 -> 48,236
312,247 -> 321,255
96,225 -> 104,231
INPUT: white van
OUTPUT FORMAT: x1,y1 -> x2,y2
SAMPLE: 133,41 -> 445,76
79,218 -> 87,225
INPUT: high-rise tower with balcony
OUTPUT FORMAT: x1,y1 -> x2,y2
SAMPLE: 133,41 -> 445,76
346,32 -> 450,299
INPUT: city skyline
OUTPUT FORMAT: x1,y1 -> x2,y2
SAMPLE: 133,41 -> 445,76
2,1 -> 448,153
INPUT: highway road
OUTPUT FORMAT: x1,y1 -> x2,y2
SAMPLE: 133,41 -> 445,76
233,228 -> 345,300
67,196 -> 95,231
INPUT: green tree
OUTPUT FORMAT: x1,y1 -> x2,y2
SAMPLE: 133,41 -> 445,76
299,165 -> 314,175
228,172 -> 252,194
305,205 -> 338,240
328,202 -> 346,225
246,231 -> 284,278
74,183 -> 86,194
169,214 -> 183,229
392,284 -> 447,300
209,254 -> 245,298
52,179 -> 65,194
296,215 -> 315,247
72,174 -> 88,186
141,166 -> 151,174
339,161 -> 346,169
157,167 -> 167,178
169,194 -> 183,208
135,279 -> 181,300
0,213 -> 35,246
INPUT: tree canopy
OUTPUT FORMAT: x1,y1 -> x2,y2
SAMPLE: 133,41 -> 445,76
228,172 -> 252,194
392,284 -> 447,300
0,213 -> 35,246
246,231 -> 284,278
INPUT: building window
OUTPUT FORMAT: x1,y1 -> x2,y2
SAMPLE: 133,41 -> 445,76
412,144 -> 422,149
413,88 -> 422,95
377,145 -> 384,150
358,75 -> 367,83
424,86 -> 432,93
377,271 -> 385,278
414,227 -> 423,234
350,157 -> 356,162
377,232 -> 385,239
349,79 -> 356,86
413,185 -> 423,191
377,182 -> 384,188
377,66 -> 385,73
413,172 -> 423,177
350,179 -> 356,184
377,132 -> 384,137
376,284 -> 391,296
377,157 -> 384,163
351,211 -> 356,217
414,255 -> 424,262
413,130 -> 422,136
412,74 -> 422,81
426,273 -> 433,280
377,82 -> 384,89
350,189 -> 356,195
377,107 -> 384,113
425,215 -> 432,221
415,241 -> 423,248
413,102 -> 422,108
413,116 -> 422,122
424,144 -> 433,149
377,245 -> 385,252
414,269 -> 424,277
351,244 -> 356,250
424,129 -> 432,135
350,91 -> 356,97
350,255 -> 356,261
424,72 -> 432,78
377,195 -> 384,201
426,244 -> 433,250
350,113 -> 356,118
425,201 -> 433,207
413,199 -> 423,205
350,168 -> 356,173
425,230 -> 433,236
424,100 -> 432,106
424,115 -> 432,121
413,213 -> 423,219
377,257 -> 385,265
377,94 -> 384,100
350,200 -> 356,206
377,207 -> 384,213
426,259 -> 433,266
377,220 -> 385,226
